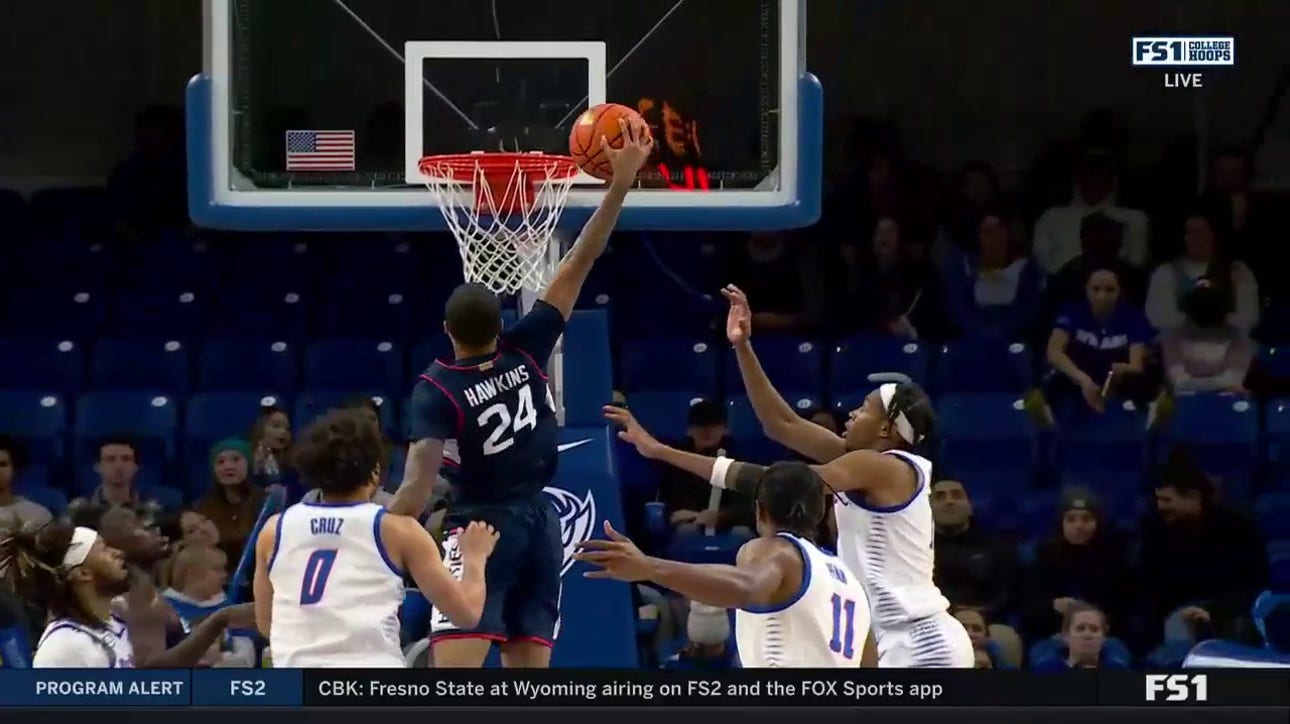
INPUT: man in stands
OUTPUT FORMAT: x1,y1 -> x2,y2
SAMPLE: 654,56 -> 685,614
657,400 -> 751,537
0,437 -> 52,532
66,438 -> 169,527
930,479 -> 1018,622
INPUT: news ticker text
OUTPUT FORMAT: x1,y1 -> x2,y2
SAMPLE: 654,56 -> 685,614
1,669 -> 1286,708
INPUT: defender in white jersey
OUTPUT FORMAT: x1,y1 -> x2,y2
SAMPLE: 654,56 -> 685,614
3,522 -> 249,668
253,408 -> 499,667
607,285 -> 972,668
576,460 -> 874,668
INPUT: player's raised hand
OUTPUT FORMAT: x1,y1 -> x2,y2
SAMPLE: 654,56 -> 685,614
574,521 -> 651,582
457,521 -> 500,560
603,404 -> 664,459
603,117 -> 654,185
722,284 -> 753,346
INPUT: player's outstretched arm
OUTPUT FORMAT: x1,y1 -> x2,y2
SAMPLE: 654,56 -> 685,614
541,118 -> 654,319
388,438 -> 446,518
385,515 -> 497,629
576,523 -> 792,609
724,285 -> 846,462
252,515 -> 278,637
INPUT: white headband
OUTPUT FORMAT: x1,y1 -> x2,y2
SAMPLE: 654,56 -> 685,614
62,527 -> 98,568
878,383 -> 917,445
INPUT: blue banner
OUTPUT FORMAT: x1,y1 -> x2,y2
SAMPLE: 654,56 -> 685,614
0,669 -> 192,707
191,669 -> 304,707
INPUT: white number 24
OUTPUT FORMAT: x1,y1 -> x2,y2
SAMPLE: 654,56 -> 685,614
479,385 -> 539,456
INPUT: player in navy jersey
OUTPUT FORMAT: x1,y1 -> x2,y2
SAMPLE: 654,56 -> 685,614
390,116 -> 654,668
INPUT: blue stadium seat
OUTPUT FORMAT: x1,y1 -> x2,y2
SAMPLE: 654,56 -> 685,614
625,391 -> 705,443
938,393 -> 1039,474
1258,346 -> 1290,380
207,288 -> 312,340
3,288 -> 105,339
1255,493 -> 1290,540
303,339 -> 405,394
10,239 -> 109,290
89,339 -> 191,393
831,391 -> 867,417
197,338 -> 298,392
1273,554 -> 1290,590
0,391 -> 68,465
314,287 -> 422,340
726,395 -> 817,464
1057,401 -> 1148,478
296,391 -> 396,432
933,340 -> 1033,394
829,334 -> 931,395
563,310 -> 613,427
1157,393 -> 1258,489
0,339 -> 84,395
725,336 -> 824,398
185,392 -> 288,490
75,391 -> 179,468
14,464 -> 50,489
619,337 -> 718,394
105,289 -> 210,339
1017,492 -> 1059,539
15,483 -> 68,517
953,469 -> 1033,501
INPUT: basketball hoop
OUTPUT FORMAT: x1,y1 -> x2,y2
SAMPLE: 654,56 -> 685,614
419,152 -> 581,296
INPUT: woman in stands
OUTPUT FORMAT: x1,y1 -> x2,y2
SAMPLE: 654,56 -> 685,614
0,521 -> 252,667
194,438 -> 266,574
943,211 -> 1044,342
1043,265 -> 1154,423
1145,203 -> 1260,335
249,404 -> 293,486
1162,278 -> 1255,394
1031,601 -> 1128,672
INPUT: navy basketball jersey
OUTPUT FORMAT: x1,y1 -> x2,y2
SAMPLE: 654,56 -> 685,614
408,301 -> 566,505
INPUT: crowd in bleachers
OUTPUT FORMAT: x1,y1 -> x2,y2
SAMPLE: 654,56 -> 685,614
2,109 -> 1290,669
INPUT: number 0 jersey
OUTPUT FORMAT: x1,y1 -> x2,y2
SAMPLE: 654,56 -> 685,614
735,532 -> 869,668
267,501 -> 405,668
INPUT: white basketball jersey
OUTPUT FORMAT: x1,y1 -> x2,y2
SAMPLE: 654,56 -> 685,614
268,501 -> 405,667
833,449 -> 949,633
33,615 -> 134,668
735,532 -> 869,668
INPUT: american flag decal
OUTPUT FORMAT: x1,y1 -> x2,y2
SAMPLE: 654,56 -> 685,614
285,130 -> 355,171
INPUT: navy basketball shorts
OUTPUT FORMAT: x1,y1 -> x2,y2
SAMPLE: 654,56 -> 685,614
429,496 -> 563,647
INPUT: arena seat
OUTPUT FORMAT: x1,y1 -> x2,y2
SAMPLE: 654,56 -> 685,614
933,339 -> 1033,394
186,391 -> 289,489
0,338 -> 84,396
1157,392 -> 1258,489
207,287 -> 313,340
1255,493 -> 1290,540
314,287 -> 420,340
3,288 -> 105,339
938,393 -> 1039,474
727,394 -> 817,463
0,391 -> 69,466
198,338 -> 298,392
724,336 -> 824,398
829,333 -> 931,395
295,390 -> 396,434
1056,401 -> 1149,477
75,390 -> 179,468
623,391 -> 703,444
619,337 -> 718,395
303,338 -> 405,394
89,338 -> 192,393
104,288 -> 210,339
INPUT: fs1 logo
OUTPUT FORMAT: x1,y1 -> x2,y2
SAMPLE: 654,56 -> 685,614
1145,674 -> 1209,702
1133,37 -> 1235,66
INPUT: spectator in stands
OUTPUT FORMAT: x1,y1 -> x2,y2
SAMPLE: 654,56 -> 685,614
1033,149 -> 1149,275
657,400 -> 752,536
930,479 -> 1019,620
1205,147 -> 1264,266
1032,602 -> 1127,671
943,212 -> 1044,342
935,162 -> 1019,272
346,396 -> 395,490
1138,450 -> 1269,647
951,605 -> 1009,669
1145,204 -> 1259,335
162,543 -> 255,667
194,439 -> 266,571
725,232 -> 817,333
1045,212 -> 1143,317
661,602 -> 735,670
849,216 -> 943,339
1162,279 -> 1254,394
108,105 -> 188,243
66,438 -> 167,528
179,510 -> 221,548
1022,489 -> 1130,642
1043,266 -> 1154,421
0,437 -> 52,532
249,405 -> 293,487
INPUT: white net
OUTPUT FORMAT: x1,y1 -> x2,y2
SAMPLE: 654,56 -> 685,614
422,154 -> 579,296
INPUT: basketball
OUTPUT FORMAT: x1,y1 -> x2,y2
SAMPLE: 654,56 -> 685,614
568,103 -> 648,180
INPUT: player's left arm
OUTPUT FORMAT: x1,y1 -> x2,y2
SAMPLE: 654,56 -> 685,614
389,381 -> 452,518
860,628 -> 878,667
252,515 -> 278,638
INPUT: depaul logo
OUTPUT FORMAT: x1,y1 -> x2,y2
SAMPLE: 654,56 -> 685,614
543,486 -> 597,576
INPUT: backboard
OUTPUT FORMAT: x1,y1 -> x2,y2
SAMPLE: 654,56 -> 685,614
190,0 -> 820,231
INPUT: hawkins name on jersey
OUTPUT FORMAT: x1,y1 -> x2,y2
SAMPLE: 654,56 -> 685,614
460,365 -> 532,409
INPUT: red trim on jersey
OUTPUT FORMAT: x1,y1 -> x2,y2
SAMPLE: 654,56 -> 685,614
429,632 -> 507,644
507,635 -> 554,648
419,373 -> 465,437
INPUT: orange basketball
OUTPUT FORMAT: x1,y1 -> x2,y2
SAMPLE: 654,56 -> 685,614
568,103 -> 648,181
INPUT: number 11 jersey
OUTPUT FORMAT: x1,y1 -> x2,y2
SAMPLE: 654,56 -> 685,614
267,501 -> 405,667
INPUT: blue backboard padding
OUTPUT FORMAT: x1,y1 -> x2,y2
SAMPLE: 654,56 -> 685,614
185,73 -> 822,232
